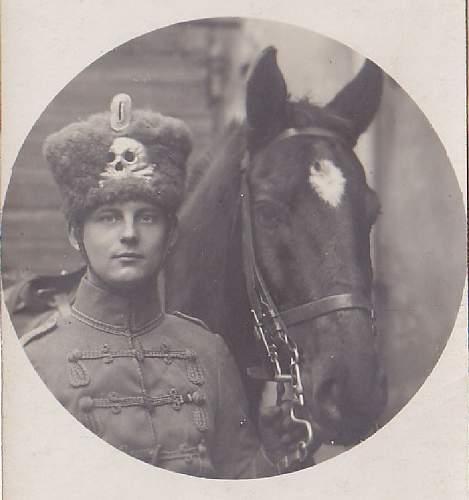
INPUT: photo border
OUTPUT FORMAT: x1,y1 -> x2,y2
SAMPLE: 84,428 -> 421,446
2,2 -> 467,499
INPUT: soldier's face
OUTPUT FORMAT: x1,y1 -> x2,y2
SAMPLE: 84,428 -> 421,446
70,200 -> 172,290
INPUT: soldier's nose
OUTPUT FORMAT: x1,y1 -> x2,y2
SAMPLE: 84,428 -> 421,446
120,221 -> 138,244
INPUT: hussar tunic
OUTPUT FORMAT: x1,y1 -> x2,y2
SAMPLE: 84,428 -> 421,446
22,275 -> 276,478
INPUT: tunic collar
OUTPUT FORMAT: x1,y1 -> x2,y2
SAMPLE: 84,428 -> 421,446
72,273 -> 163,335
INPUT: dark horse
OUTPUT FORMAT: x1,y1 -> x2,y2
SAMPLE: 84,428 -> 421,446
166,47 -> 387,452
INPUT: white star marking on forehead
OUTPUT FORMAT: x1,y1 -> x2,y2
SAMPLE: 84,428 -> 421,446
308,159 -> 346,208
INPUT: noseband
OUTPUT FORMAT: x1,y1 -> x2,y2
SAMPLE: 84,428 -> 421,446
240,126 -> 375,472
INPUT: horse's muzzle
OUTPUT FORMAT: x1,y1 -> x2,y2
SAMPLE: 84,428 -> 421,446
310,362 -> 388,446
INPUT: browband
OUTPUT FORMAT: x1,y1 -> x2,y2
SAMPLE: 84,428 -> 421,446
269,127 -> 346,147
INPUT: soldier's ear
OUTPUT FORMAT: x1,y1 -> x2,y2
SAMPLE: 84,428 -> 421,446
67,223 -> 81,251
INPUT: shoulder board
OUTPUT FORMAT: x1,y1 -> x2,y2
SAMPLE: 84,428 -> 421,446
172,311 -> 211,331
21,314 -> 59,347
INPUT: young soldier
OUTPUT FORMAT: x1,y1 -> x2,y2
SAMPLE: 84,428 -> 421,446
21,94 -> 299,478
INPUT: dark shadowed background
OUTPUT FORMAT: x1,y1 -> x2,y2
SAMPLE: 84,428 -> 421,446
1,19 -> 465,429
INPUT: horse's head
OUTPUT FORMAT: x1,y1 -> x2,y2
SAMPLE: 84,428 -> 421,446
245,47 -> 387,446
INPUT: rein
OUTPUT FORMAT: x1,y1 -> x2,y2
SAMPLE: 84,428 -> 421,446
240,126 -> 375,473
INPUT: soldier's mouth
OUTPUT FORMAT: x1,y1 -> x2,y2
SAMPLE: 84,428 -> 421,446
113,252 -> 144,260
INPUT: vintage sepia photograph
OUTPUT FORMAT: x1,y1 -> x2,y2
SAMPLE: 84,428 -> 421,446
2,3 -> 466,499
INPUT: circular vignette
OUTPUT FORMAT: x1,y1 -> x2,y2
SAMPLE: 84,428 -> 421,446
1,18 -> 466,476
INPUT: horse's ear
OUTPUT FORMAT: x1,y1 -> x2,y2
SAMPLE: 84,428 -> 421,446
246,46 -> 287,150
325,59 -> 383,146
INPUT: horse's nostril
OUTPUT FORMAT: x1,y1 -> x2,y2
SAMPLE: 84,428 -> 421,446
318,378 -> 340,400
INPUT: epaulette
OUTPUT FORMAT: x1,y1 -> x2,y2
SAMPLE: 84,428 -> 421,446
21,314 -> 59,347
172,311 -> 211,331
3,266 -> 85,313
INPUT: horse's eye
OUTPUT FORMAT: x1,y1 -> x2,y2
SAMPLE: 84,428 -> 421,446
255,202 -> 284,229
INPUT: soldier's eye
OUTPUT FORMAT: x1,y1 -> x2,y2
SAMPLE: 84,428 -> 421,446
124,150 -> 136,162
139,213 -> 157,224
106,151 -> 116,163
98,213 -> 120,223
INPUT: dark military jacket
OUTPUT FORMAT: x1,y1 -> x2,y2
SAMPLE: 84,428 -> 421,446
21,275 -> 276,478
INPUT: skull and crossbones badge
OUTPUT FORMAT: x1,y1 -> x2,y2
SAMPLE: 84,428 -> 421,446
99,94 -> 155,187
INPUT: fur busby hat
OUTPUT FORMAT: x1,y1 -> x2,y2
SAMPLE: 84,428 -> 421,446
43,94 -> 192,224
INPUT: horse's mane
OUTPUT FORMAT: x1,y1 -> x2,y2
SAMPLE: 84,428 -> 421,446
184,121 -> 246,201
185,153 -> 210,196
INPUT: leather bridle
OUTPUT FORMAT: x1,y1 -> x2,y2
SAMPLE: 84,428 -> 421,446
240,126 -> 376,472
